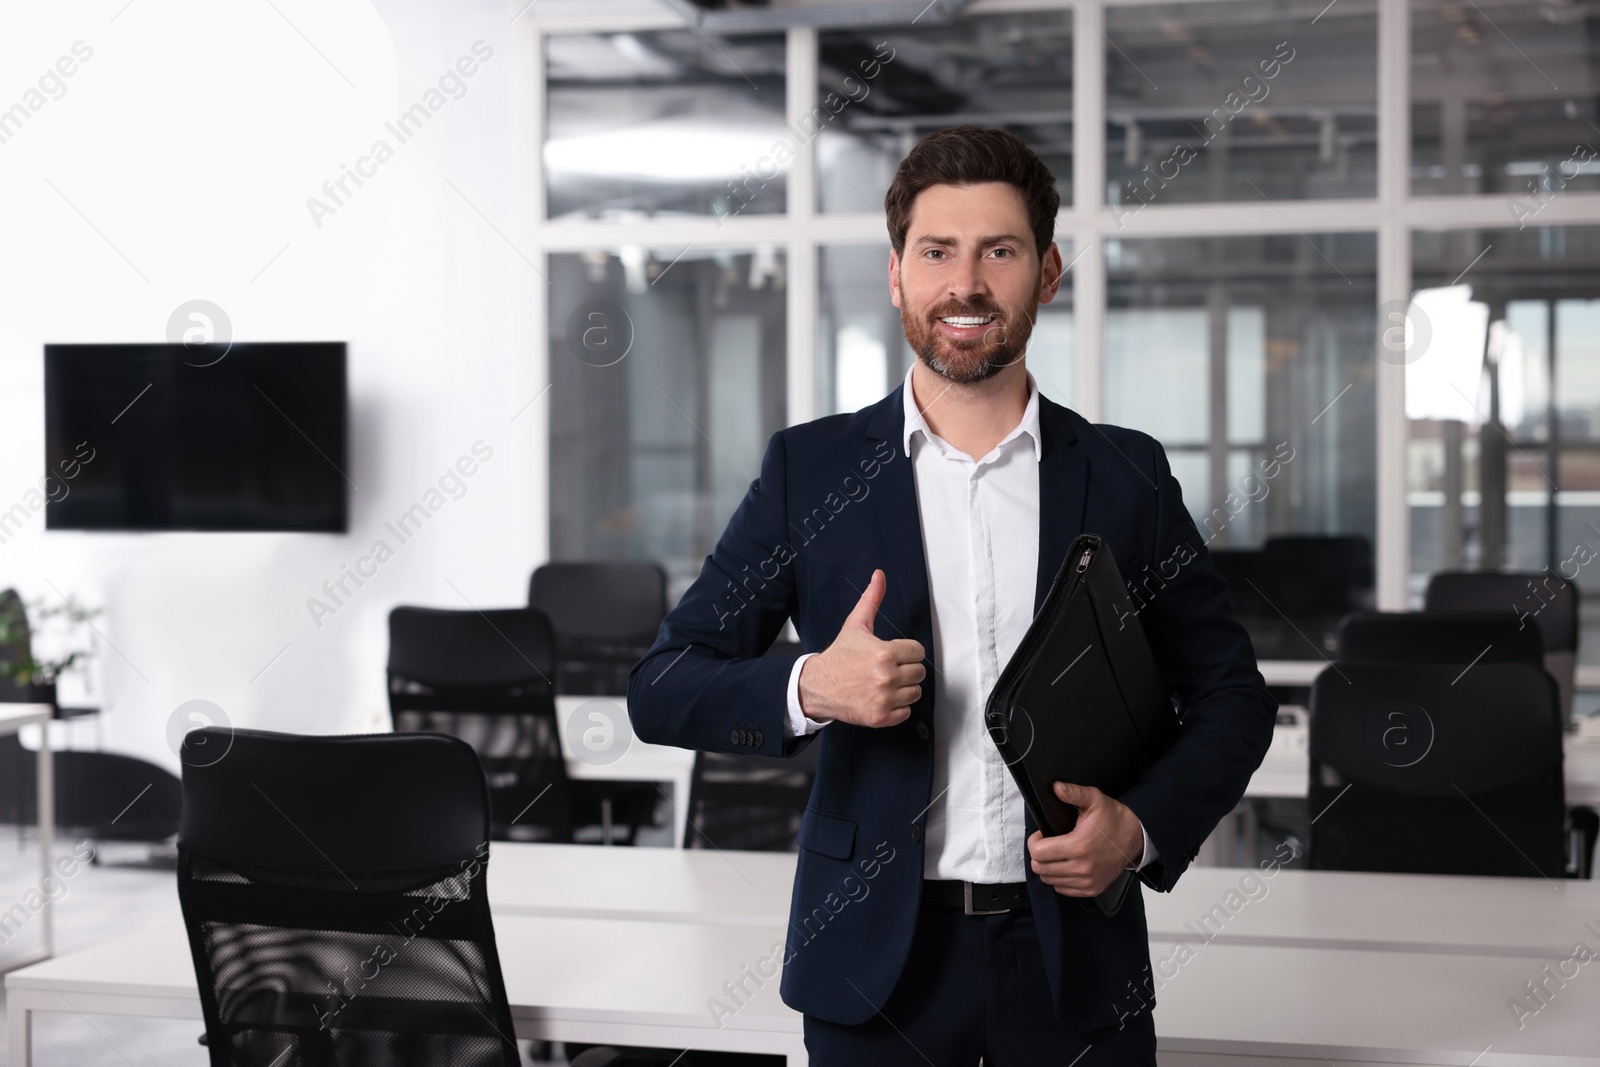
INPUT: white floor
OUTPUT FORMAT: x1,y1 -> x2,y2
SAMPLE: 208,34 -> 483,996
0,835 -> 199,1067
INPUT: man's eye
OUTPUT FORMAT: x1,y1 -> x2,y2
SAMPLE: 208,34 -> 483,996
925,249 -> 945,260
991,247 -> 1013,258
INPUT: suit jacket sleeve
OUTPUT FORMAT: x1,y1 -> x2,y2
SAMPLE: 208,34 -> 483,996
1115,438 -> 1278,892
626,429 -> 808,758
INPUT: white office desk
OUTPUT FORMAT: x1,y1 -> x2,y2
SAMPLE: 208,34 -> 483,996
12,917 -> 1600,1066
1149,938 -> 1600,1066
0,704 -> 53,973
560,692 -> 1600,832
488,842 -> 794,925
486,843 -> 1600,960
1263,660 -> 1600,691
555,695 -> 695,847
1248,722 -> 1600,806
1144,866 -> 1600,958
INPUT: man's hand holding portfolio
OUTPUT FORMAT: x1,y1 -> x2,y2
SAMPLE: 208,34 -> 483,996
795,568 -> 926,728
1026,782 -> 1145,897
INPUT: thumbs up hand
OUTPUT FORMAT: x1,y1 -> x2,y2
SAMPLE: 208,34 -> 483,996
796,569 -> 927,728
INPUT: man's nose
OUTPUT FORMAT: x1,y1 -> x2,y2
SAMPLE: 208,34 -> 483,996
945,256 -> 988,303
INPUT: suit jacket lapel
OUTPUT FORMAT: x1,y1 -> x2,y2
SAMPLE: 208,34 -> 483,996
1034,395 -> 1090,615
862,384 -> 1090,657
863,384 -> 933,656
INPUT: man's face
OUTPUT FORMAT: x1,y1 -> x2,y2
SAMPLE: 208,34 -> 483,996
890,181 -> 1062,384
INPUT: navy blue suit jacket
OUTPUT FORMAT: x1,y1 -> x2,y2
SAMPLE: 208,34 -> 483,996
627,381 -> 1276,1034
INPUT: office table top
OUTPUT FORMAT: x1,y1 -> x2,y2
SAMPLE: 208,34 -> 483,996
0,704 -> 52,732
488,842 -> 794,924
1249,722 -> 1600,805
554,695 -> 692,784
553,694 -> 1600,806
486,843 -> 1600,959
12,916 -> 1600,1064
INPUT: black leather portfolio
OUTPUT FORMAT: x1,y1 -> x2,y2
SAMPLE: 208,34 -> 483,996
984,532 -> 1180,917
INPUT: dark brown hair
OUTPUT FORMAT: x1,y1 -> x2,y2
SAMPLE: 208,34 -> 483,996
884,125 -> 1060,259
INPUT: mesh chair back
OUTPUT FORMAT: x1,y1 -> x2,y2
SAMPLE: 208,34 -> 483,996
177,727 -> 519,1067
529,562 -> 667,695
1307,662 -> 1565,877
1335,610 -> 1543,667
388,606 -> 572,842
1426,571 -> 1579,722
687,742 -> 820,853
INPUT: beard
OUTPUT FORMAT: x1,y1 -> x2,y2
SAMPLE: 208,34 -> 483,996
899,280 -> 1040,385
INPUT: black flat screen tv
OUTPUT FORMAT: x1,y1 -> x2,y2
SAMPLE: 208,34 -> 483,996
44,342 -> 348,532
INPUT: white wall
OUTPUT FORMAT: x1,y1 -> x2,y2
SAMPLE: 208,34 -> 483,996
0,0 -> 546,774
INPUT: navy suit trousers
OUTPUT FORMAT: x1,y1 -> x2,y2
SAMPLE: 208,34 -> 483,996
802,894 -> 1157,1066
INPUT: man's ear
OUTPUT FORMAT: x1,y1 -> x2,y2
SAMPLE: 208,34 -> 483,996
888,249 -> 902,308
1038,243 -> 1064,305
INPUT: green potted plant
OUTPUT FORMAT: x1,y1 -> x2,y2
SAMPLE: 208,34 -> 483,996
0,594 -> 100,710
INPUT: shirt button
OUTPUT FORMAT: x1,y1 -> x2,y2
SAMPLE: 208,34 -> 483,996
916,721 -> 929,741
911,823 -> 923,843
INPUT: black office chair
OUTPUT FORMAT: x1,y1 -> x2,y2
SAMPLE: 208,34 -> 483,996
1306,661 -> 1573,878
176,727 -> 521,1066
530,562 -> 671,842
387,606 -> 575,843
674,635 -> 819,853
1334,610 -> 1544,668
1426,572 -> 1580,723
529,562 -> 667,696
58,750 -> 182,844
686,745 -> 820,853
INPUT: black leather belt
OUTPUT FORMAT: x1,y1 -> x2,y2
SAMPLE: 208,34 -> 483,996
924,879 -> 1029,915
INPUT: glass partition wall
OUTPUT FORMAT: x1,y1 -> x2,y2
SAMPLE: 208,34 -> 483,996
534,0 -> 1600,673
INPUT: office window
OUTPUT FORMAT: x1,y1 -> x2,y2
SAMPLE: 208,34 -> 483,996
1411,0 -> 1600,197
816,11 -> 1074,215
817,242 -> 1074,417
1105,233 -> 1378,548
544,31 -> 788,220
1409,226 -> 1600,659
1105,0 -> 1377,206
547,248 -> 787,597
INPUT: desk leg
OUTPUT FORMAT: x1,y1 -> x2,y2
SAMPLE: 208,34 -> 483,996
36,726 -> 53,959
673,770 -> 692,849
1241,799 -> 1259,867
7,997 -> 32,1067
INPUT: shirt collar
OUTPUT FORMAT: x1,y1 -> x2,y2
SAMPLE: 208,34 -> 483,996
900,362 -> 1043,462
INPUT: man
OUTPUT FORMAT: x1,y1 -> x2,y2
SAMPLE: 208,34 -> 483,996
628,125 -> 1275,1065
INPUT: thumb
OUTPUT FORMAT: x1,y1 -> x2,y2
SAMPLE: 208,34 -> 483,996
1054,782 -> 1099,809
845,569 -> 886,632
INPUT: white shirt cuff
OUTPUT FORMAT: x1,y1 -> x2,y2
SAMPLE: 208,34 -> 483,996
784,652 -> 828,738
1137,824 -> 1159,871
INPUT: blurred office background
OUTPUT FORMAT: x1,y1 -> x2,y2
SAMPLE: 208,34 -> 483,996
544,0 -> 1600,709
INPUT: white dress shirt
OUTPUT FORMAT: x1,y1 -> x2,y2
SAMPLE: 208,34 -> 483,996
784,364 -> 1156,882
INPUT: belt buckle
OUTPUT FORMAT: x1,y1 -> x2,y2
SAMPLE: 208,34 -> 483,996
963,882 -> 1009,916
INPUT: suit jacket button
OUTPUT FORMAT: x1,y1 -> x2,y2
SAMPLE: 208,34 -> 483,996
916,722 -> 929,741
753,730 -> 764,747
731,727 -> 743,745
910,823 -> 923,843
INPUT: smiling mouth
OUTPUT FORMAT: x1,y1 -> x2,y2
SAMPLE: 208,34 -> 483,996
937,313 -> 998,328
